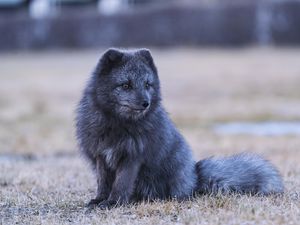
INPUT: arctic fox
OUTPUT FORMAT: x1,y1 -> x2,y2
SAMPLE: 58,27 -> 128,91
75,48 -> 283,209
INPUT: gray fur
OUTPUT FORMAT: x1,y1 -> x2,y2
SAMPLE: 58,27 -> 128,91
196,153 -> 284,195
75,48 -> 284,208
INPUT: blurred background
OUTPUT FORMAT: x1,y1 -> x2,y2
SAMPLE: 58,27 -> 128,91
1,1 -> 300,223
1,0 -> 300,49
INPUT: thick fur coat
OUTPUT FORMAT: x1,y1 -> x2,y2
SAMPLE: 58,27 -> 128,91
75,48 -> 283,209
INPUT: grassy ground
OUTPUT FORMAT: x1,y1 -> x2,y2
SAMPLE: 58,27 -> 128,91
0,48 -> 300,224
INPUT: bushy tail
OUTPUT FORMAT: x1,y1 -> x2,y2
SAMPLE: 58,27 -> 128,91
195,153 -> 284,195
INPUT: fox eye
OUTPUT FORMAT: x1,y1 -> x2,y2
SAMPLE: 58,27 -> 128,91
122,83 -> 130,90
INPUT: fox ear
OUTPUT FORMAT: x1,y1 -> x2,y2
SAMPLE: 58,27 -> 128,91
96,48 -> 123,76
138,49 -> 157,74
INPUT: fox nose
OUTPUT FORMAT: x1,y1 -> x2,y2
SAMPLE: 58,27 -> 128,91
142,101 -> 149,109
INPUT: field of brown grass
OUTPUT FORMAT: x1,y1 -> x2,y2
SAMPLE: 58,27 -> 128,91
1,48 -> 300,224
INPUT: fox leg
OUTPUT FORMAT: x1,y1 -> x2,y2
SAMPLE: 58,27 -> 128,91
98,160 -> 140,209
87,155 -> 114,207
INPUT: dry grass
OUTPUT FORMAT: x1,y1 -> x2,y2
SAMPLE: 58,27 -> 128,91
0,48 -> 300,224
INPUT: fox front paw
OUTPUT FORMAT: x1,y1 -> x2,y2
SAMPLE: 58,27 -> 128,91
86,198 -> 106,208
97,200 -> 119,210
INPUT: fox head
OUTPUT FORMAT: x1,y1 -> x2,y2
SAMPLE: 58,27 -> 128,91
89,48 -> 161,120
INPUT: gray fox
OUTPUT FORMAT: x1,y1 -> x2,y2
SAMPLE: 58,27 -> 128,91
75,48 -> 284,209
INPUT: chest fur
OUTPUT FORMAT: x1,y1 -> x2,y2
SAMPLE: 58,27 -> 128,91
97,131 -> 145,170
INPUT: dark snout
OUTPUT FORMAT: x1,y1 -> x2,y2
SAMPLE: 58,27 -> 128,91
135,94 -> 150,111
120,92 -> 151,114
